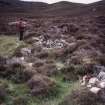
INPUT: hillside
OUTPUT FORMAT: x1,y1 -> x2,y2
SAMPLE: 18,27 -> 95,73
0,0 -> 104,16
0,0 -> 48,13
44,0 -> 104,16
42,1 -> 86,16
0,0 -> 105,105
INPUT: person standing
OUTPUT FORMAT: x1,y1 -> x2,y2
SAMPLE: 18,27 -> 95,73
17,18 -> 27,41
9,18 -> 28,41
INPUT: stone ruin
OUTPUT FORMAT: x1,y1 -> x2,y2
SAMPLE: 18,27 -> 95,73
80,65 -> 105,100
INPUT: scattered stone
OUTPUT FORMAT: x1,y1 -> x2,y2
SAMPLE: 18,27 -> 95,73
7,57 -> 25,65
99,81 -> 105,88
98,71 -> 105,81
88,77 -> 99,87
21,48 -> 32,56
89,87 -> 101,94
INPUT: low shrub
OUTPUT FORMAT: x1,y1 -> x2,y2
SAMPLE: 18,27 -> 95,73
61,64 -> 93,81
60,89 -> 105,105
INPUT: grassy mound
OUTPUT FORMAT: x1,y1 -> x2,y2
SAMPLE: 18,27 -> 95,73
0,76 -> 79,105
0,35 -> 28,56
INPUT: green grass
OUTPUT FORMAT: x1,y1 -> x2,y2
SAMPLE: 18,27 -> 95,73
38,75 -> 80,105
0,35 -> 28,56
0,75 -> 79,105
0,35 -> 80,105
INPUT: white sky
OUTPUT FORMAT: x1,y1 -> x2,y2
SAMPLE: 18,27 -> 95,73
21,0 -> 101,4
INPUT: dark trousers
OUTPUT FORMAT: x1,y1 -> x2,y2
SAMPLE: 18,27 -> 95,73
19,31 -> 24,41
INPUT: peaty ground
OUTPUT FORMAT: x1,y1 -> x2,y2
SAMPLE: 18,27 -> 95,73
0,35 -> 80,105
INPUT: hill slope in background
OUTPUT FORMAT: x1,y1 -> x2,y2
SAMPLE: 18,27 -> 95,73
0,0 -> 104,16
0,0 -> 48,13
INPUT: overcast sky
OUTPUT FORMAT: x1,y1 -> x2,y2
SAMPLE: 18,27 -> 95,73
21,0 -> 101,4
